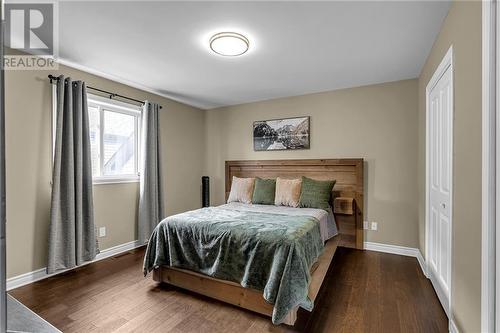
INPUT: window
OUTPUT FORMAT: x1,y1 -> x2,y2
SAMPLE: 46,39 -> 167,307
87,94 -> 141,183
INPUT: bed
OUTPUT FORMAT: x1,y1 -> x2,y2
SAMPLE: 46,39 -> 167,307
144,159 -> 364,326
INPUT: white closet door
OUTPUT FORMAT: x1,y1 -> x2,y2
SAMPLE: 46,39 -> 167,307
428,64 -> 452,316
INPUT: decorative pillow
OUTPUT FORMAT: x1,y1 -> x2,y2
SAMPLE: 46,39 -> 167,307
252,178 -> 276,205
299,176 -> 336,210
227,176 -> 255,204
274,177 -> 302,208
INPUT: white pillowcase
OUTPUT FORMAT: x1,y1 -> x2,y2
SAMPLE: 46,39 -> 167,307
274,177 -> 302,208
227,176 -> 255,204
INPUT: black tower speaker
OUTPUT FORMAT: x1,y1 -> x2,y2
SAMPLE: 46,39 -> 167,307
202,176 -> 210,207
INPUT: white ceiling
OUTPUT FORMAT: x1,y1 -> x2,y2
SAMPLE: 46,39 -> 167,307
58,1 -> 451,109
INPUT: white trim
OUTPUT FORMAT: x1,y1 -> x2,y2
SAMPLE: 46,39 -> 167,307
87,95 -> 142,178
449,318 -> 459,333
87,93 -> 142,114
364,242 -> 427,277
55,57 -> 205,109
416,249 -> 429,278
482,1 -> 497,332
99,102 -> 104,178
93,177 -> 139,185
51,84 -> 56,163
425,45 -> 454,320
6,240 -> 143,291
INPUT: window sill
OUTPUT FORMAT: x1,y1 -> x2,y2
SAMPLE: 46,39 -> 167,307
93,177 -> 139,185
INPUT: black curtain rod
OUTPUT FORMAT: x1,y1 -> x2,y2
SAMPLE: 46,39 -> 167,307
47,75 -> 162,109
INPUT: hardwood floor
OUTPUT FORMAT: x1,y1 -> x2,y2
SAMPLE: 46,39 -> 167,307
9,247 -> 448,333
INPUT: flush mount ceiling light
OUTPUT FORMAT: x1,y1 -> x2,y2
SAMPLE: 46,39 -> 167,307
209,32 -> 249,56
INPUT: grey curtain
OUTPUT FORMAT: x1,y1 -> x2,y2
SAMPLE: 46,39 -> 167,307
138,101 -> 164,244
47,76 -> 98,274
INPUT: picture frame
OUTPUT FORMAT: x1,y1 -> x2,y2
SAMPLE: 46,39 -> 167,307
253,116 -> 310,151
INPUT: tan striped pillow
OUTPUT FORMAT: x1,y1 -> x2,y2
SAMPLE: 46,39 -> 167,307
227,176 -> 255,204
275,177 -> 302,207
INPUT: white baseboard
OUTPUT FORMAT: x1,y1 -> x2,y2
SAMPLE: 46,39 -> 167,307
449,319 -> 459,333
416,249 -> 429,277
7,240 -> 144,291
364,241 -> 428,277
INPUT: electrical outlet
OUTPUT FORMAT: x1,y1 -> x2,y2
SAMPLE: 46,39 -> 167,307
363,221 -> 369,230
371,222 -> 378,231
99,227 -> 106,237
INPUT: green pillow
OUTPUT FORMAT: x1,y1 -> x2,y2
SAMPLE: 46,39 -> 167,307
252,178 -> 276,205
299,176 -> 336,210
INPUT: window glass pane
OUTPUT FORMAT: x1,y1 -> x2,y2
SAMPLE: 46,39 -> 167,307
102,110 -> 136,175
88,106 -> 100,177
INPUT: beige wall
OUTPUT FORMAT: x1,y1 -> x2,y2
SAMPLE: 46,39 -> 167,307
204,79 -> 419,247
5,3 -> 483,329
5,65 -> 205,278
417,1 -> 482,332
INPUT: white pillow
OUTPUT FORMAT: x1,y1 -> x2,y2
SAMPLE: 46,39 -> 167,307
227,176 -> 255,204
274,177 -> 302,208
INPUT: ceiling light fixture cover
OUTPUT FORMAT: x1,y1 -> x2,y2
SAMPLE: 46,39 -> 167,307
209,32 -> 249,56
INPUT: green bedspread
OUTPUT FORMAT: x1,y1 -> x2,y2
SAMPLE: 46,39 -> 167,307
143,206 -> 324,324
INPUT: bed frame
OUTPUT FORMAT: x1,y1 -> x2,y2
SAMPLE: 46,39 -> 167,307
153,158 -> 364,326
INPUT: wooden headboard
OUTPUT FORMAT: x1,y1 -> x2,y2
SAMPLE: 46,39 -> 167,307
225,159 -> 364,249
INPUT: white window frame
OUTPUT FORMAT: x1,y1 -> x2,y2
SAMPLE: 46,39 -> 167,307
88,94 -> 142,184
52,89 -> 142,185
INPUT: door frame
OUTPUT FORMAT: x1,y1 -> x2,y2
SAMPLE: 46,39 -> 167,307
482,1 -> 498,332
425,45 -> 454,319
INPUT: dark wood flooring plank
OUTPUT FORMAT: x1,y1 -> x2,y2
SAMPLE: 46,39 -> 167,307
9,246 -> 447,333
